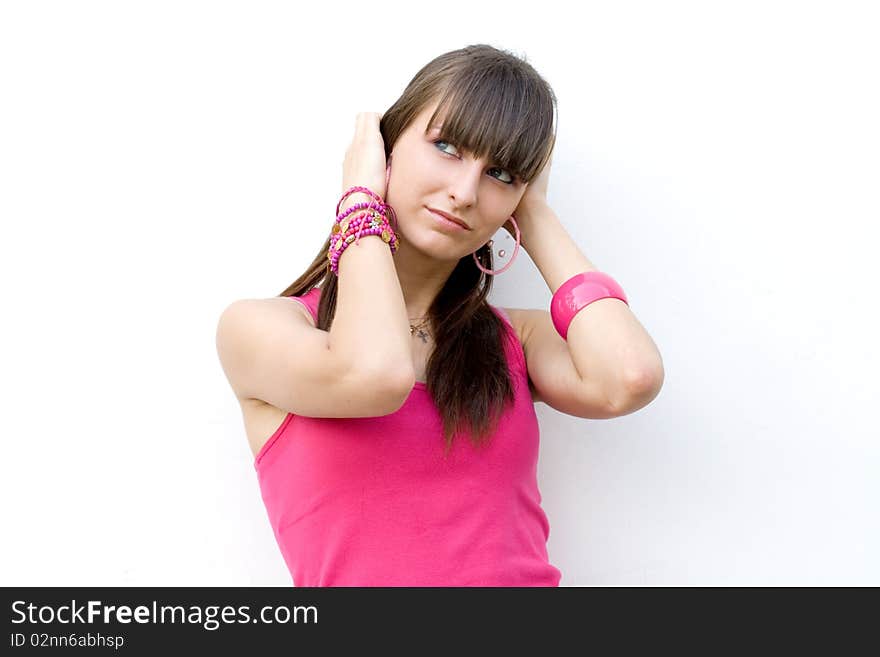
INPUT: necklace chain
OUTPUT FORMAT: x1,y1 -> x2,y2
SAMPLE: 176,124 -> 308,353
409,316 -> 430,344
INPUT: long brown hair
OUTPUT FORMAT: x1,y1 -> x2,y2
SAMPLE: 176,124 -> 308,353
279,44 -> 557,454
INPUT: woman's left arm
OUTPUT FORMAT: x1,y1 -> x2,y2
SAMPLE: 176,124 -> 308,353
507,156 -> 665,407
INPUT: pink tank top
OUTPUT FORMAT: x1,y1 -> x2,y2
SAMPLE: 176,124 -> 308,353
253,286 -> 562,586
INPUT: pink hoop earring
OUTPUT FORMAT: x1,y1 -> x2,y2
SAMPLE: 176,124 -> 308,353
472,214 -> 521,275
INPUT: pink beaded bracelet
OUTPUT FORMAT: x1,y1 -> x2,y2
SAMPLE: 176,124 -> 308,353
329,186 -> 399,275
329,208 -> 397,273
332,194 -> 396,248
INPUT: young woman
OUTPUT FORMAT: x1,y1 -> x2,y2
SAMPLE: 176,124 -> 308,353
216,44 -> 664,586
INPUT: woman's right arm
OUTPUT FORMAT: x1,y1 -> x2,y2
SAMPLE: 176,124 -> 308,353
215,113 -> 415,418
329,111 -> 415,390
215,292 -> 413,418
331,194 -> 414,389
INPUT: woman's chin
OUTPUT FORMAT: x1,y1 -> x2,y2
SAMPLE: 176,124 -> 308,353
400,231 -> 468,262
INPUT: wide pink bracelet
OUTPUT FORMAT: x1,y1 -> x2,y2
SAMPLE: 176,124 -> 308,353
550,271 -> 629,339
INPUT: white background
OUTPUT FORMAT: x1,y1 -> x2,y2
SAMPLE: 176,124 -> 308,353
1,0 -> 877,585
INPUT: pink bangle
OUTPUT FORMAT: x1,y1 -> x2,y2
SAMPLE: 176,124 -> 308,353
550,271 -> 628,339
336,186 -> 386,217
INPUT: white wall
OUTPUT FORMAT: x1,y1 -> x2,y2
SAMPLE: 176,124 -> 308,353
2,0 -> 877,586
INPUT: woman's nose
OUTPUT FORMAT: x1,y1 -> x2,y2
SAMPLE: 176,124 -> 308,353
448,160 -> 483,207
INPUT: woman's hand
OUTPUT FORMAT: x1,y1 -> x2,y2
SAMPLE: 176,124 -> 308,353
341,112 -> 389,207
519,152 -> 553,210
502,152 -> 553,239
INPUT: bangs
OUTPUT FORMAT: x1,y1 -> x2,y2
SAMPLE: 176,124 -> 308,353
423,73 -> 556,184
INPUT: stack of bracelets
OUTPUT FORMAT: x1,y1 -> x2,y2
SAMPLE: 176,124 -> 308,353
328,186 -> 399,276
327,185 -> 630,341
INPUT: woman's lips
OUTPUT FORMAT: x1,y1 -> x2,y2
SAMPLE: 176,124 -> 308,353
427,208 -> 470,230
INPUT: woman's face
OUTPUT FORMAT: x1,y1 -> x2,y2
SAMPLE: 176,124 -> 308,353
387,100 -> 527,260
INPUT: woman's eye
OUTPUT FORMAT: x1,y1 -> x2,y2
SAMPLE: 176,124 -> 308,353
434,139 -> 459,156
489,167 -> 515,184
433,140 -> 515,185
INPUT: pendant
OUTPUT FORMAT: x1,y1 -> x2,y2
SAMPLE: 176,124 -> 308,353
413,327 -> 429,343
